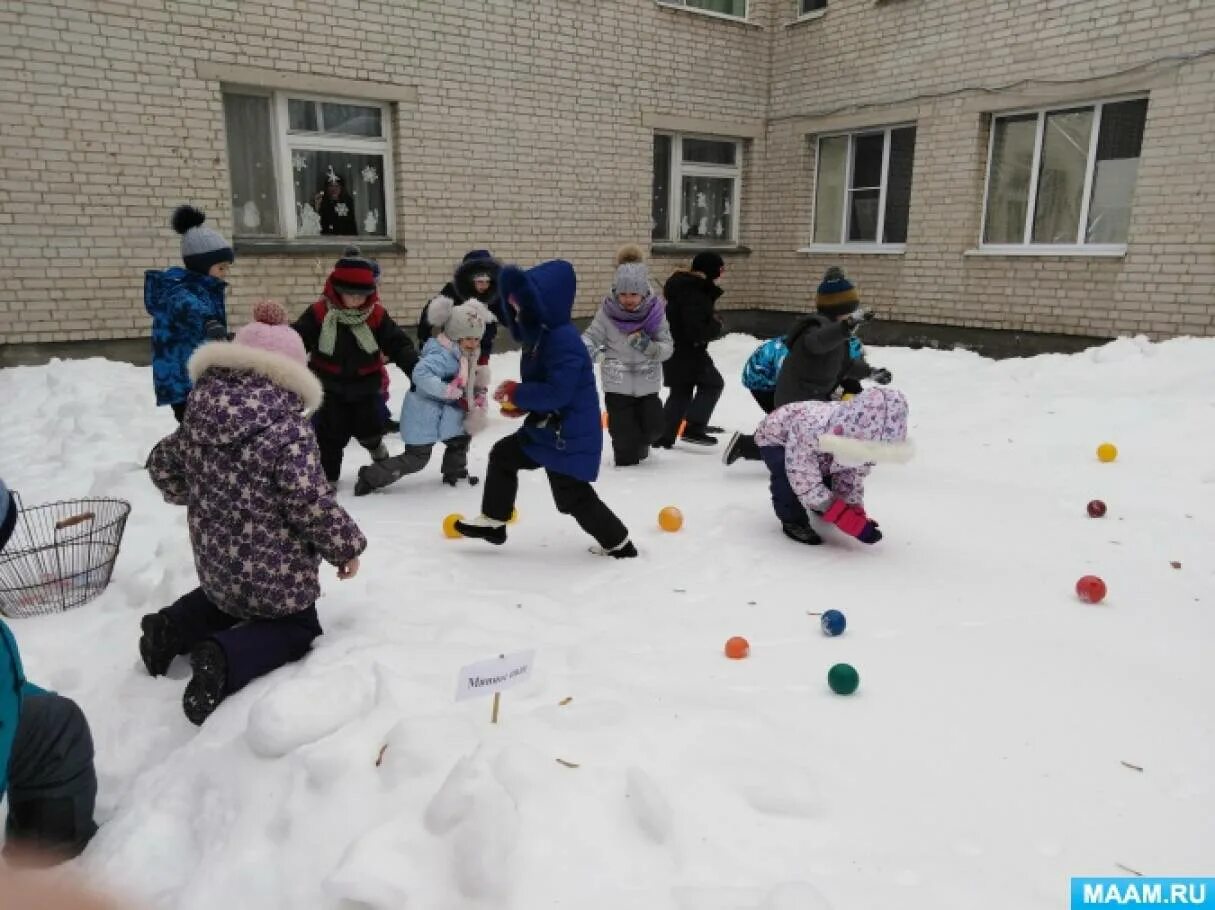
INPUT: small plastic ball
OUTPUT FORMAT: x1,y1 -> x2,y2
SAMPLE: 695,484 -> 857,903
658,507 -> 684,532
1086,500 -> 1107,518
827,663 -> 860,695
724,636 -> 750,659
1096,443 -> 1118,463
442,513 -> 464,539
1076,575 -> 1107,604
820,609 -> 847,636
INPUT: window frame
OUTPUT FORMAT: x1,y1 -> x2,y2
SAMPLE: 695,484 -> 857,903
655,0 -> 748,23
806,123 -> 915,254
978,94 -> 1147,255
796,0 -> 827,19
654,131 -> 744,247
224,88 -> 395,243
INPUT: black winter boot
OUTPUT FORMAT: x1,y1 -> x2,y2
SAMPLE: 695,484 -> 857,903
183,640 -> 228,726
454,515 -> 507,545
782,522 -> 823,546
139,613 -> 184,677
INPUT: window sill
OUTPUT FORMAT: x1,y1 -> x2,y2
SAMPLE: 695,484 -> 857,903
654,2 -> 762,29
785,8 -> 827,27
799,243 -> 905,255
651,242 -> 752,256
964,245 -> 1126,259
234,239 -> 407,257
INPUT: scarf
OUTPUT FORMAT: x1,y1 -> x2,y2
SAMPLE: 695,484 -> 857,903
603,293 -> 665,336
317,283 -> 379,357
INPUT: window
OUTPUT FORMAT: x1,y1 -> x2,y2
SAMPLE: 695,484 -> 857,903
222,91 -> 394,242
798,0 -> 827,15
812,125 -> 917,247
652,134 -> 742,245
981,97 -> 1148,249
657,0 -> 747,20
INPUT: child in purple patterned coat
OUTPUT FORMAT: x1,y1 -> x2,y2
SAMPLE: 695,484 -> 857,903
142,300 -> 368,725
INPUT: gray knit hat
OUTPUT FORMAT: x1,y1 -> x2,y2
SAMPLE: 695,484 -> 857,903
173,205 -> 234,276
613,244 -> 650,297
429,297 -> 492,342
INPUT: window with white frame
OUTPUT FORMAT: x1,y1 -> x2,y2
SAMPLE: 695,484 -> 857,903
799,0 -> 827,16
981,97 -> 1148,249
222,91 -> 394,241
813,125 -> 917,246
657,0 -> 747,20
652,134 -> 742,245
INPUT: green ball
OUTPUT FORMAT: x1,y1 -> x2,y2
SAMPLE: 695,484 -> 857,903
827,663 -> 860,695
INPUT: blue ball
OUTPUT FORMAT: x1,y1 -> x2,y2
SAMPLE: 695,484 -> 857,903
820,609 -> 847,637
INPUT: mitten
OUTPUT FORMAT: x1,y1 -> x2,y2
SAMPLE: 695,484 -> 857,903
844,309 -> 876,330
839,377 -> 864,396
823,498 -> 883,545
493,380 -> 519,405
474,391 -> 488,410
626,331 -> 651,353
443,376 -> 465,400
871,368 -> 893,385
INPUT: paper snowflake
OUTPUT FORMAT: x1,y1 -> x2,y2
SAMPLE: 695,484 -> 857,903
293,154 -> 307,172
335,202 -> 350,217
361,165 -> 378,184
326,165 -> 340,184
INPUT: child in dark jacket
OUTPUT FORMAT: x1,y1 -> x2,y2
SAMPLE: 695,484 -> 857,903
454,260 -> 637,558
144,206 -> 234,422
755,387 -> 911,546
657,251 -> 727,447
417,249 -> 503,363
292,248 -> 419,483
354,298 -> 494,496
142,302 -> 367,724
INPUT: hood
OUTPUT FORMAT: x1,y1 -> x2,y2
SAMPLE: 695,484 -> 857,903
183,342 -> 324,446
821,387 -> 913,465
453,256 -> 502,303
663,270 -> 723,302
144,267 -> 225,316
499,260 -> 577,343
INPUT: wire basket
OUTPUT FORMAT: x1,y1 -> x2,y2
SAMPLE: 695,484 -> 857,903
0,493 -> 131,618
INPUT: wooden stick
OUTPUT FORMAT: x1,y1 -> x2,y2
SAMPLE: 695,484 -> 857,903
375,744 -> 388,767
1115,863 -> 1142,877
1120,760 -> 1143,772
491,691 -> 501,724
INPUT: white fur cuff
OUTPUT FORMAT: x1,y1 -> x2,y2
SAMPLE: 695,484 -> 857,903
819,434 -> 915,465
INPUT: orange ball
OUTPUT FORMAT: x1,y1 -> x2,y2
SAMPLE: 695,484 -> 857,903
724,636 -> 750,659
601,410 -> 609,429
658,506 -> 683,532
442,513 -> 464,539
1096,442 -> 1118,463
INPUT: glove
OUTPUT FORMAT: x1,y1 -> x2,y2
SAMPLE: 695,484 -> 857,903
474,391 -> 488,410
822,499 -> 883,545
443,376 -> 465,400
844,310 -> 876,330
871,368 -> 893,385
626,331 -> 651,353
839,377 -> 863,396
493,380 -> 519,405
204,319 -> 228,341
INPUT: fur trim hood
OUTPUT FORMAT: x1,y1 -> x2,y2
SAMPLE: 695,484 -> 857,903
188,341 -> 324,416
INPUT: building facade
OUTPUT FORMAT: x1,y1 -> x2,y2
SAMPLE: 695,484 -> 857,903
1,0 -> 1212,351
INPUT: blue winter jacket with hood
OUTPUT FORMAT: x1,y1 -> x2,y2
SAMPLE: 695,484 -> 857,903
144,266 -> 228,406
498,260 -> 603,482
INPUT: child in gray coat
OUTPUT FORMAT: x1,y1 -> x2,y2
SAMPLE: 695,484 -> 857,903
582,246 -> 674,466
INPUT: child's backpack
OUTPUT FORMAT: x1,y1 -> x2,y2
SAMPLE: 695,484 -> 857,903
741,337 -> 789,392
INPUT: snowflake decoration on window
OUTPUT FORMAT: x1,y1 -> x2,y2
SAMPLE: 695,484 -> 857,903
335,202 -> 350,217
361,165 -> 379,184
293,153 -> 307,172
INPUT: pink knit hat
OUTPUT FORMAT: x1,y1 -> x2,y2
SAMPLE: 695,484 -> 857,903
233,300 -> 307,366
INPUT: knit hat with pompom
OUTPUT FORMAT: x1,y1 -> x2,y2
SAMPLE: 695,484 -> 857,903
612,244 -> 650,297
233,300 -> 308,366
173,205 -> 234,276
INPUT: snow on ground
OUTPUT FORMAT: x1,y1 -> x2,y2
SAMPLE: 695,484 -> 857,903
1,333 -> 1213,909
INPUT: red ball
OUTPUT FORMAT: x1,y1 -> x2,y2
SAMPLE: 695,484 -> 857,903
1086,500 -> 1107,518
1076,575 -> 1107,604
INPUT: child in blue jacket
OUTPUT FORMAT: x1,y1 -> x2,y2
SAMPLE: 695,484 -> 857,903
454,260 -> 636,557
0,479 -> 98,865
144,206 -> 234,422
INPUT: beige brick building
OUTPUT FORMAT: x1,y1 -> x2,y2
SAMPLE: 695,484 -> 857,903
2,0 -> 1212,353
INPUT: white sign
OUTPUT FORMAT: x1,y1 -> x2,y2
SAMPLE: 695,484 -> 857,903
455,650 -> 535,702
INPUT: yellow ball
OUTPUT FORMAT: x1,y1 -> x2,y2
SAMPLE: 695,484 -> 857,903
1097,443 -> 1118,463
841,392 -> 855,401
658,506 -> 683,532
442,513 -> 464,539
508,507 -> 519,524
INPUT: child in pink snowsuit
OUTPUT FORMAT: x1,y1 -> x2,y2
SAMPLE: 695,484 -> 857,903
754,386 -> 911,546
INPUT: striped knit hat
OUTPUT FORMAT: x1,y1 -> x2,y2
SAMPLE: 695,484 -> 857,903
815,266 -> 859,317
330,246 -> 378,296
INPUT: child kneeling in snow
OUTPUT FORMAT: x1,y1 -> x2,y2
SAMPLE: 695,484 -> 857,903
354,297 -> 493,496
754,387 -> 911,546
142,301 -> 367,725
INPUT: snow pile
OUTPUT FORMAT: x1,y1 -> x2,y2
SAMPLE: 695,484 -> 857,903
1,333 -> 1212,909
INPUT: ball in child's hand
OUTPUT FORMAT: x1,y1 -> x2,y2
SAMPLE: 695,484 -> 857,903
827,663 -> 859,695
724,636 -> 750,659
820,609 -> 847,636
658,506 -> 683,532
1096,442 -> 1118,463
1086,499 -> 1107,518
1076,575 -> 1107,604
442,513 -> 464,539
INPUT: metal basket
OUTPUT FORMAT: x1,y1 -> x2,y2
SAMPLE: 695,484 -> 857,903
0,493 -> 131,618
